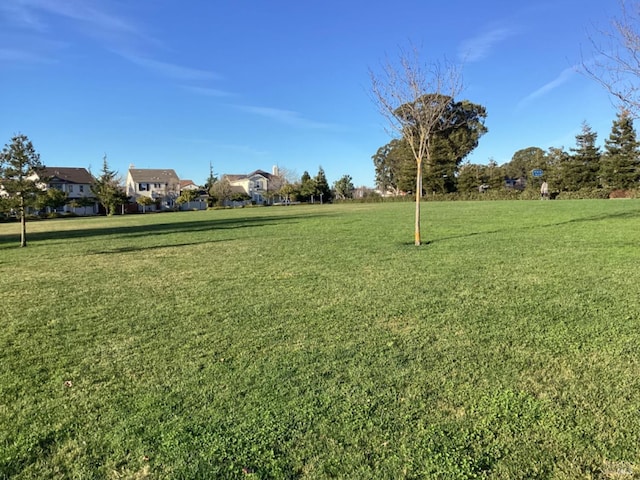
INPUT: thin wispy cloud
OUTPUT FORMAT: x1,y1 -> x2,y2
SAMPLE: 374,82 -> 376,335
215,143 -> 268,157
182,86 -> 232,97
118,53 -> 219,82
459,26 -> 517,62
236,105 -> 337,129
1,0 -> 222,89
0,0 -> 159,66
0,47 -> 54,63
2,0 -> 140,36
517,66 -> 578,108
0,2 -> 46,31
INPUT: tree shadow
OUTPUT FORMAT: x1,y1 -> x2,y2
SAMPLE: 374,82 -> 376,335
0,212 -> 332,248
427,208 -> 640,244
88,240 -> 227,255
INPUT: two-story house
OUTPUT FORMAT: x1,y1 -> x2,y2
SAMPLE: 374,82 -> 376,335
40,167 -> 99,215
224,167 -> 284,205
126,168 -> 181,211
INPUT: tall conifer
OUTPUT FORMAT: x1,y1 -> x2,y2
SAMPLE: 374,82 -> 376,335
601,109 -> 640,189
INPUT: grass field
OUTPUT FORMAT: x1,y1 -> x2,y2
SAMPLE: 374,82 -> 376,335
2,200 -> 640,479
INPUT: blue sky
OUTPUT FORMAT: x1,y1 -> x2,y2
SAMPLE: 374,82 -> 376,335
0,0 -> 623,187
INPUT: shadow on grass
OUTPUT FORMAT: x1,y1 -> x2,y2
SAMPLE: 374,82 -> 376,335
0,213 -> 331,248
428,208 -> 640,245
88,240 -> 227,255
554,209 -> 640,225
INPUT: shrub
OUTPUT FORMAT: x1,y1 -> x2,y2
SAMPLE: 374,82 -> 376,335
609,189 -> 634,199
556,188 -> 611,200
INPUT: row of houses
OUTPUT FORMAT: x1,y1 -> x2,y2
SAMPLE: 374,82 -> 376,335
26,166 -> 284,215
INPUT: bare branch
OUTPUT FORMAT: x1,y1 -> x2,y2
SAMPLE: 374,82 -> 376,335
582,0 -> 640,117
369,44 -> 463,245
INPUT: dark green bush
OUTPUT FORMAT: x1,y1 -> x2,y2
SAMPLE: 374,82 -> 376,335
556,188 -> 611,200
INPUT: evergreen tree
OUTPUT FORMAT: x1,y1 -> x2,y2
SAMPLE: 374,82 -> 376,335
314,166 -> 332,203
503,147 -> 546,191
91,155 -> 124,215
372,139 -> 411,195
204,161 -> 218,207
567,122 -> 601,190
601,109 -> 640,189
0,134 -> 45,246
299,171 -> 316,202
546,147 -> 571,192
485,159 -> 504,190
35,188 -> 68,213
457,161 -> 484,193
333,175 -> 355,199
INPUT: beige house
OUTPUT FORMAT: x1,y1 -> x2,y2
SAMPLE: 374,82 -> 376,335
179,179 -> 199,191
126,168 -> 181,211
224,167 -> 284,205
178,179 -> 208,211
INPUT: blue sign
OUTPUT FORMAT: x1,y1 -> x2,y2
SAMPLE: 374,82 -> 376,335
532,169 -> 544,177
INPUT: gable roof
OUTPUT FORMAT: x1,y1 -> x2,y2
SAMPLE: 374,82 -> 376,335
226,169 -> 280,181
128,169 -> 180,183
224,174 -> 247,182
179,179 -> 198,189
41,167 -> 94,184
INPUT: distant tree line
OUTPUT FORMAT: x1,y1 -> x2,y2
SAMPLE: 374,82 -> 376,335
374,108 -> 640,198
205,166 -> 361,206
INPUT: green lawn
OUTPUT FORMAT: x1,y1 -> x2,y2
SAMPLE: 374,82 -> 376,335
1,200 -> 640,479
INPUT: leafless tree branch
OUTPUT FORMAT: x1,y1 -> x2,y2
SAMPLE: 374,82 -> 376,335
369,44 -> 463,245
583,0 -> 640,117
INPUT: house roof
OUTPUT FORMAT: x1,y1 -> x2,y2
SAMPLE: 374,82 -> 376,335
225,170 -> 280,181
224,174 -> 246,182
128,169 -> 180,183
230,185 -> 247,194
249,169 -> 275,179
41,167 -> 94,184
179,179 -> 198,189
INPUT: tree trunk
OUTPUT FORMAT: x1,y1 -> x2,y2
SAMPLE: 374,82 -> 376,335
415,159 -> 422,246
20,194 -> 27,247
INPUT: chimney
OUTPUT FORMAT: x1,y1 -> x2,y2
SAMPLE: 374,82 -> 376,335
272,165 -> 279,176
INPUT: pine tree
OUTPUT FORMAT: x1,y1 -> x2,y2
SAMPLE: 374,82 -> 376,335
299,171 -> 316,202
546,147 -> 571,192
0,134 -> 45,246
601,109 -> 640,189
567,122 -> 601,190
314,166 -> 332,203
91,155 -> 123,215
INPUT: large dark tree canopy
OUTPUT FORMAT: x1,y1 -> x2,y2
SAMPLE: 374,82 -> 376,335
374,97 -> 487,193
434,99 -> 488,160
394,94 -> 453,135
503,147 -> 546,180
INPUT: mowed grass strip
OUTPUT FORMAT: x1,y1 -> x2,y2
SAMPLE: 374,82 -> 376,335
1,200 -> 640,479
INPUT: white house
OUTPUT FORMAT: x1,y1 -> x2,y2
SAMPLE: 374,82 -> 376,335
126,168 -> 181,211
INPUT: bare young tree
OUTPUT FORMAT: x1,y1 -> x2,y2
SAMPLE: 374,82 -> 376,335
370,45 -> 463,245
583,0 -> 640,116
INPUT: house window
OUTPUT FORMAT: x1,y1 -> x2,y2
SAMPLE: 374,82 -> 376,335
139,183 -> 147,191
79,185 -> 84,193
154,183 -> 161,188
68,185 -> 74,193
